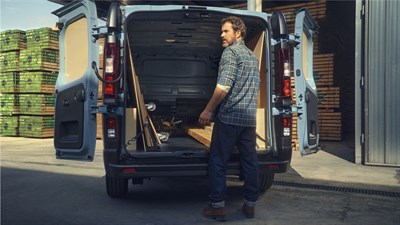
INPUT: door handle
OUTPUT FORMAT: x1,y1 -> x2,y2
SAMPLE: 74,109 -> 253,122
63,98 -> 69,106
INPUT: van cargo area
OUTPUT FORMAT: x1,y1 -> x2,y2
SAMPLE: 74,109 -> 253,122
124,9 -> 269,153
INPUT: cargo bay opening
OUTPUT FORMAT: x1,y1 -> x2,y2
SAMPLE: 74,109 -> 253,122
123,9 -> 270,153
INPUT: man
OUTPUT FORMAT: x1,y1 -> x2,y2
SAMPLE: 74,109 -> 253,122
199,16 -> 260,221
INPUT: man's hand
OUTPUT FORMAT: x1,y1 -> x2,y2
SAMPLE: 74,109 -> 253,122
198,109 -> 212,125
198,86 -> 228,125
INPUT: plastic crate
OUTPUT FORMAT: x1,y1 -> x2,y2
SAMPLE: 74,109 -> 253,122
0,51 -> 20,72
0,72 -> 19,93
0,30 -> 27,52
19,94 -> 54,115
19,49 -> 59,71
0,115 -> 19,136
19,115 -> 54,138
26,28 -> 59,50
19,71 -> 57,93
0,93 -> 19,115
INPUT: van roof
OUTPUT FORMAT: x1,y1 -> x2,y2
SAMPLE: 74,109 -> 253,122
48,0 -> 249,19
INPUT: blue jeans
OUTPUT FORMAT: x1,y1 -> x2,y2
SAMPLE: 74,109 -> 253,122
208,119 -> 260,206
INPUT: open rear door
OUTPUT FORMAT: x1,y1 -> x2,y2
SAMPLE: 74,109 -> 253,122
293,9 -> 320,155
53,0 -> 99,161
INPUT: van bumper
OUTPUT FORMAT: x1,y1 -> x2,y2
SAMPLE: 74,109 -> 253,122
105,160 -> 289,178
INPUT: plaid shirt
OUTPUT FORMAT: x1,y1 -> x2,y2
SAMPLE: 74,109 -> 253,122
216,40 -> 260,127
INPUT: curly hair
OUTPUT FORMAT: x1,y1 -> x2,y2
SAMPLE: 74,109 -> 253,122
221,16 -> 247,39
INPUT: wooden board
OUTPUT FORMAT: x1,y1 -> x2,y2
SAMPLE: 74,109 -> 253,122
184,124 -> 212,149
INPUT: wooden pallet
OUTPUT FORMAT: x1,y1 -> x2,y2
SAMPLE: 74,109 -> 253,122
19,115 -> 54,137
0,115 -> 19,136
18,94 -> 55,115
19,128 -> 54,138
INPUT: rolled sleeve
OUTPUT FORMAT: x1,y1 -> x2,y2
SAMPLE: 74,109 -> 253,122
217,48 -> 236,88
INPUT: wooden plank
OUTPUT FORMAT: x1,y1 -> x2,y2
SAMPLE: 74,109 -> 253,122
184,125 -> 212,149
127,35 -> 160,149
127,36 -> 147,150
135,75 -> 155,149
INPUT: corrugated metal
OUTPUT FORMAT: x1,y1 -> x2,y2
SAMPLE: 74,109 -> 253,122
365,0 -> 400,166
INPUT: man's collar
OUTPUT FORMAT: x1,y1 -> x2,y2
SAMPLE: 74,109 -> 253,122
231,39 -> 245,46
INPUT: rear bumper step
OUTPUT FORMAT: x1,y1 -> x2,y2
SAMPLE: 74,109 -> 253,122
107,161 -> 289,178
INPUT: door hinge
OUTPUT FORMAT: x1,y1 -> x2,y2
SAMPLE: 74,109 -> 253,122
97,105 -> 124,115
360,76 -> 364,89
360,4 -> 365,19
272,107 -> 293,116
360,133 -> 365,145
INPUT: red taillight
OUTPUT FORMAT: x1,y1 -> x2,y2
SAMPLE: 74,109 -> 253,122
283,117 -> 291,128
123,168 -> 137,173
283,79 -> 291,97
267,164 -> 279,169
278,49 -> 291,98
104,76 -> 115,95
106,118 -> 116,138
103,35 -> 119,99
283,117 -> 291,136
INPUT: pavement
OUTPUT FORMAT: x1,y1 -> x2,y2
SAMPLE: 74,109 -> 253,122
1,137 -> 399,225
1,136 -> 399,193
275,140 -> 400,193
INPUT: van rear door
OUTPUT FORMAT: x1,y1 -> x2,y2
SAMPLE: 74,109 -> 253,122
293,9 -> 320,155
53,0 -> 99,161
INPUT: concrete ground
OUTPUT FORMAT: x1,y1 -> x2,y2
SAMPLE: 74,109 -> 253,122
276,141 -> 400,192
1,137 -> 399,225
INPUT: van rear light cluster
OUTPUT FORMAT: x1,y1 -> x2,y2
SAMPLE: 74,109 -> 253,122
278,48 -> 291,98
283,117 -> 291,136
103,35 -> 119,99
106,118 -> 116,138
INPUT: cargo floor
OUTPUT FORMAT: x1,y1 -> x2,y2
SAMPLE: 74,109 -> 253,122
157,136 -> 209,152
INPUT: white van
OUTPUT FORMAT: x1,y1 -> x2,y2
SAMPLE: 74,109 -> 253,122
53,0 -> 319,197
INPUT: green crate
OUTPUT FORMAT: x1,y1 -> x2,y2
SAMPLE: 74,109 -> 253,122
0,115 -> 19,136
0,93 -> 19,115
19,49 -> 59,71
0,51 -> 20,72
19,94 -> 54,115
19,71 -> 57,93
26,28 -> 59,50
19,115 -> 54,137
0,30 -> 27,52
0,72 -> 19,93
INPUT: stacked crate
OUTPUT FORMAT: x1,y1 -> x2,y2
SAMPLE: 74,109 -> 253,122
0,29 -> 26,136
266,0 -> 342,150
314,54 -> 341,141
17,28 -> 59,138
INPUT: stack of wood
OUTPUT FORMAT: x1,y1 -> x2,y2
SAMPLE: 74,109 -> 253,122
96,37 -> 104,139
0,28 -> 59,138
314,54 -> 341,141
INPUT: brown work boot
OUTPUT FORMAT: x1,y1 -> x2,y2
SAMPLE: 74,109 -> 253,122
202,206 -> 227,222
241,204 -> 255,218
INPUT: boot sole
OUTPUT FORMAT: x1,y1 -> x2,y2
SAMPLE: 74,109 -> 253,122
202,212 -> 227,222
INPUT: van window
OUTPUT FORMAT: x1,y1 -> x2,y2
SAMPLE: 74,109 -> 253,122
64,17 -> 88,83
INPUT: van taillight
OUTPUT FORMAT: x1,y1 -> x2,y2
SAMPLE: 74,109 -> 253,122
283,117 -> 291,136
103,35 -> 119,99
278,49 -> 291,98
106,118 -> 116,138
